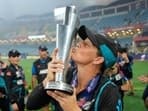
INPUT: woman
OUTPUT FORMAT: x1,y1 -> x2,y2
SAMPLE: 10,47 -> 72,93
27,25 -> 122,111
4,49 -> 27,111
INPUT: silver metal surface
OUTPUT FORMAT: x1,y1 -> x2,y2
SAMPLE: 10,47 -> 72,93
45,6 -> 79,94
45,81 -> 73,94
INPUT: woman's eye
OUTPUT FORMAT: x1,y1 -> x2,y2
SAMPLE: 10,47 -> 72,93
84,43 -> 89,47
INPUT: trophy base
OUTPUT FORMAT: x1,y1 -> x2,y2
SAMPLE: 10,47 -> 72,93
45,81 -> 73,95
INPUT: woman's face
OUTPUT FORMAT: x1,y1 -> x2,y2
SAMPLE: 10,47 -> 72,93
9,56 -> 20,65
71,38 -> 98,65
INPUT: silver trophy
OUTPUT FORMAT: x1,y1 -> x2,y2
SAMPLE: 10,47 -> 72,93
45,6 -> 79,94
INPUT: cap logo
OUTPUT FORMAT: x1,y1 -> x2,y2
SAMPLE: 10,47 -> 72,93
99,44 -> 116,68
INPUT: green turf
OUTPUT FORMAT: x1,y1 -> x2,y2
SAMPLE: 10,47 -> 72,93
20,59 -> 34,87
123,60 -> 148,111
19,59 -> 148,111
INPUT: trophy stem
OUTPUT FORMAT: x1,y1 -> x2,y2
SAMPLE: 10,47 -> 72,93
55,72 -> 64,82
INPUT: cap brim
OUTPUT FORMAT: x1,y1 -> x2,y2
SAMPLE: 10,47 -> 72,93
9,53 -> 20,57
78,25 -> 98,47
39,48 -> 47,51
78,25 -> 117,56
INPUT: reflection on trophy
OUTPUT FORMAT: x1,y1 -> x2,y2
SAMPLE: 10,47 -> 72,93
45,6 -> 79,94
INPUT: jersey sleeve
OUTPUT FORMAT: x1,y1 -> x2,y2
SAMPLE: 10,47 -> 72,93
142,85 -> 148,101
99,84 -> 122,111
4,69 -> 13,92
26,83 -> 52,110
32,63 -> 37,75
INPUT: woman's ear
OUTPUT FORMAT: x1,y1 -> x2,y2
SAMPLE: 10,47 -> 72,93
93,56 -> 104,65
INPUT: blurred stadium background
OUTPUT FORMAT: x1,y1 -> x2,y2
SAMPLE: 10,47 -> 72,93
0,0 -> 148,58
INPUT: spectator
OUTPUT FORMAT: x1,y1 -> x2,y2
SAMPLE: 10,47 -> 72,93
117,47 -> 134,96
0,59 -> 12,111
4,49 -> 27,111
104,63 -> 129,109
31,45 -> 52,111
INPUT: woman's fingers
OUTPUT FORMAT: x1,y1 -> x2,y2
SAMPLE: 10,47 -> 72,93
47,90 -> 66,102
49,60 -> 64,71
51,48 -> 58,61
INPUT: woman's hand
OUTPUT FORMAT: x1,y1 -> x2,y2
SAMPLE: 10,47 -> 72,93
0,92 -> 5,98
121,53 -> 129,63
43,48 -> 64,86
47,88 -> 81,111
138,75 -> 148,84
121,81 -> 130,91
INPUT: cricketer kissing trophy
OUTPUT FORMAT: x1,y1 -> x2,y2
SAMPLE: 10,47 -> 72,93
45,6 -> 79,94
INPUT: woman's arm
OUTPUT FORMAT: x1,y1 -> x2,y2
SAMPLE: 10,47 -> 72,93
26,83 -> 51,110
26,48 -> 62,110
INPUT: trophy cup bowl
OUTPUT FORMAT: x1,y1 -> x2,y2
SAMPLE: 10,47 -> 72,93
45,6 -> 79,95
